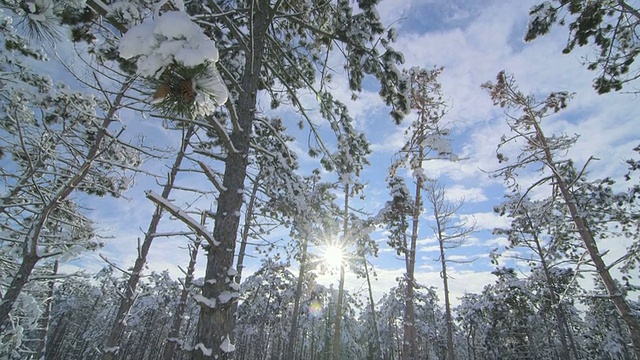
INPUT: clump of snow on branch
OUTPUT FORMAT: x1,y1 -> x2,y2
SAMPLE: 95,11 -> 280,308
220,335 -> 236,353
193,343 -> 213,356
107,2 -> 140,24
193,294 -> 217,309
25,0 -> 55,23
118,11 -> 217,77
118,10 -> 228,116
218,291 -> 239,304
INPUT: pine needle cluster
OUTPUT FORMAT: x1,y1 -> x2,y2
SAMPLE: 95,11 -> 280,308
148,61 -> 225,119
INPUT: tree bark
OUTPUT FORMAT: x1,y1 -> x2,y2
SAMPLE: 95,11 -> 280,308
0,253 -> 39,331
193,1 -> 272,358
437,228 -> 454,360
403,142 -> 423,360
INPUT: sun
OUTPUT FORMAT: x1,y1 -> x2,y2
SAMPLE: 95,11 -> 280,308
321,243 -> 345,270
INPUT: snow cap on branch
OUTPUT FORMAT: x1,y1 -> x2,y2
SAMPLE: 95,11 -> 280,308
119,11 -> 219,77
118,10 -> 228,117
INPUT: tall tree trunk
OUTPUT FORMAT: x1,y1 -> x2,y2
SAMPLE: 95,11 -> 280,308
103,126 -> 194,360
162,215 -> 202,360
234,174 -> 260,285
0,78 -> 133,329
332,183 -> 349,360
363,255 -> 382,359
309,318 -> 315,360
26,260 -> 58,359
403,144 -> 423,360
529,224 -> 573,360
531,118 -> 640,360
437,231 -> 454,360
194,2 -> 273,357
287,236 -> 309,359
221,173 -> 260,359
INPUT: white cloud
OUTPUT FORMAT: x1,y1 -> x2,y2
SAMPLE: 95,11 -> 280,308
447,254 -> 482,263
443,184 -> 487,203
459,211 -> 509,231
483,236 -> 510,248
322,264 -> 496,308
415,268 -> 496,306
419,245 -> 441,253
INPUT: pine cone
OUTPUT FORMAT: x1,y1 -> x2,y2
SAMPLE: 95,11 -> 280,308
152,83 -> 171,103
181,79 -> 196,103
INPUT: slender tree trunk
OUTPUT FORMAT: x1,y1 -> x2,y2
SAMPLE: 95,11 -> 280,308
0,78 -> 133,329
531,118 -> 640,360
529,227 -> 573,360
403,144 -> 423,360
332,183 -> 349,360
162,218 -> 202,360
194,1 -> 272,358
287,236 -> 309,359
437,232 -> 454,360
309,319 -> 315,360
25,260 -> 58,359
331,263 -> 346,360
0,253 -> 39,332
229,173 -> 260,349
235,174 -> 260,285
363,256 -> 382,359
103,126 -> 194,360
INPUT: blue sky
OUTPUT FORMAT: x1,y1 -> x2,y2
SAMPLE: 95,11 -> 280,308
61,0 -> 639,307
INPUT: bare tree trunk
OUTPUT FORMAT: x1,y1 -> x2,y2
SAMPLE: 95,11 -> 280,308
103,126 -> 194,360
234,174 -> 260,285
332,183 -> 349,360
403,146 -> 423,360
425,181 -> 472,360
162,217 -> 202,360
363,256 -> 382,359
0,78 -> 133,328
437,236 -> 454,360
529,225 -> 574,360
213,173 -> 260,359
287,236 -> 309,359
531,117 -> 640,360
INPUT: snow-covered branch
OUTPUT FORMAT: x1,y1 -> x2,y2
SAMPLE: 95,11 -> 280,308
144,190 -> 219,247
198,161 -> 226,194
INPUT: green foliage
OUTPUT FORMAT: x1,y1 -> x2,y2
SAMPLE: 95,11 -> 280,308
148,62 -> 212,118
379,176 -> 414,256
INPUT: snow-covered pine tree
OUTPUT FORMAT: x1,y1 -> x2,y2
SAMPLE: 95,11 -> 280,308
493,194 -> 583,360
377,282 -> 444,359
0,2 -> 140,353
381,66 -> 456,360
483,70 -> 640,359
284,172 -> 337,360
101,0 -> 410,357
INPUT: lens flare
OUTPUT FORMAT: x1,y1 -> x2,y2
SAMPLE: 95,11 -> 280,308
321,243 -> 344,270
308,300 -> 323,318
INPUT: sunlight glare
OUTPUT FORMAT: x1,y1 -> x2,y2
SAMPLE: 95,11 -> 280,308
322,243 -> 344,270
